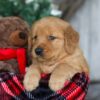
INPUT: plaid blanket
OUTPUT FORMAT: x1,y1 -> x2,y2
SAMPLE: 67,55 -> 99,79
0,72 -> 89,100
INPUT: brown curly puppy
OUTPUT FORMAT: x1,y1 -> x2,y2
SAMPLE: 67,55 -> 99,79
24,17 -> 89,91
0,17 -> 30,73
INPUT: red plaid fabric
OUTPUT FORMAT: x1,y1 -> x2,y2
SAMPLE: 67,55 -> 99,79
0,72 -> 89,100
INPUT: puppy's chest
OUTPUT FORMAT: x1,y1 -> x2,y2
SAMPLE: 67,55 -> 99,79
39,63 -> 59,74
39,59 -> 67,74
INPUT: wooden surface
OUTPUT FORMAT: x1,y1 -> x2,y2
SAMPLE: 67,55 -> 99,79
70,0 -> 100,80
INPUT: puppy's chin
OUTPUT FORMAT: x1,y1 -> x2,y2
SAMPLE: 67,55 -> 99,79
37,55 -> 54,62
32,54 -> 54,62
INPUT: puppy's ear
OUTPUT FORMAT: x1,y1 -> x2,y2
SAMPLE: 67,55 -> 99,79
64,26 -> 79,54
28,34 -> 32,52
27,35 -> 32,65
28,24 -> 35,52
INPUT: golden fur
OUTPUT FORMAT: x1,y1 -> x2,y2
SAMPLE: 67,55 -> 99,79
23,17 -> 89,91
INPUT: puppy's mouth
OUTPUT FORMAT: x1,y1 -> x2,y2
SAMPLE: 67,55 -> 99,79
34,53 -> 54,62
37,55 -> 53,61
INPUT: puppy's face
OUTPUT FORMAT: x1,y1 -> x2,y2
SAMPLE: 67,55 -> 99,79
29,17 -> 79,62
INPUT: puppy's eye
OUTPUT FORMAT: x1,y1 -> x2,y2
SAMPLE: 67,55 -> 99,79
32,35 -> 37,40
48,35 -> 56,40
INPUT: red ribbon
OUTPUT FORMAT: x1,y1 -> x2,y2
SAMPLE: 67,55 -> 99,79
0,48 -> 26,75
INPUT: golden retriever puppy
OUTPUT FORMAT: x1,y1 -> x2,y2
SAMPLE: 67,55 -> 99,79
23,17 -> 89,91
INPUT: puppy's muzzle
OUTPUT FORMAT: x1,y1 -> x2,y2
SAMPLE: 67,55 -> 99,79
35,47 -> 43,56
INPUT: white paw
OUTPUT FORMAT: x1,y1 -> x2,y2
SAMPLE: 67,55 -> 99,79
23,74 -> 40,91
49,76 -> 66,91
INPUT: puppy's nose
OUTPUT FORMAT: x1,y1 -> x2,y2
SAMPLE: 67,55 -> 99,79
35,47 -> 43,56
19,32 -> 27,40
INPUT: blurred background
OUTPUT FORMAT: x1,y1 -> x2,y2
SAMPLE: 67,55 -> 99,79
0,0 -> 100,99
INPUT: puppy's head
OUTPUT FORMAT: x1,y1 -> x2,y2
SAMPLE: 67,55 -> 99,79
29,17 -> 79,62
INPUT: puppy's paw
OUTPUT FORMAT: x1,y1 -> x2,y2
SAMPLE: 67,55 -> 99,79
23,74 -> 40,91
49,76 -> 66,91
65,72 -> 74,80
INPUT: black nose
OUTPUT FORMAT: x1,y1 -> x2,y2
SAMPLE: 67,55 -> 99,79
35,48 -> 43,56
19,32 -> 27,39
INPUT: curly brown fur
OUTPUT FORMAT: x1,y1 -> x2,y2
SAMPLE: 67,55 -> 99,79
24,17 -> 89,91
0,17 -> 30,73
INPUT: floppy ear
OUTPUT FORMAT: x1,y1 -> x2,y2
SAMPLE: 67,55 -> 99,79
28,24 -> 35,52
28,35 -> 32,52
27,35 -> 32,65
64,26 -> 79,54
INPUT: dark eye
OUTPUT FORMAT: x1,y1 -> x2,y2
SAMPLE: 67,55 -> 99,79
32,35 -> 37,40
19,32 -> 27,39
48,35 -> 56,40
